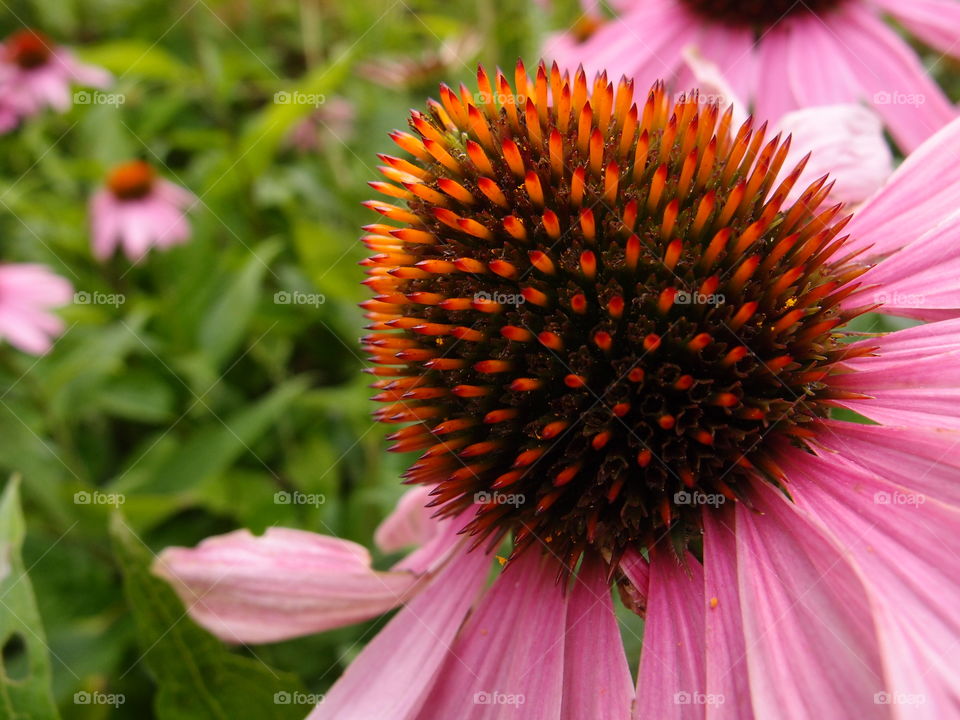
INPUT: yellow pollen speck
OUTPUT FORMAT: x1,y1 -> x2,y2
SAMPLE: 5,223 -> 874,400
709,597 -> 719,609
496,555 -> 507,566
784,297 -> 797,307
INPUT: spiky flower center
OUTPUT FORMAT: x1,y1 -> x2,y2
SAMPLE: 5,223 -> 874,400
679,0 -> 845,26
107,160 -> 155,200
6,29 -> 53,69
362,62 -> 870,567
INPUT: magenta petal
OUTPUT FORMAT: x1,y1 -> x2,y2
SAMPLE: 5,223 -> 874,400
831,319 -> 960,427
753,26 -> 796,122
561,557 -> 634,719
736,484 -> 887,719
374,486 -> 436,553
154,528 -> 418,643
420,552 -> 567,720
833,3 -> 956,151
872,0 -> 960,58
786,14 -> 860,106
782,447 -> 960,712
635,547 -> 705,720
814,420 -> 960,507
843,116 -> 960,261
309,546 -> 491,720
702,509 -> 754,720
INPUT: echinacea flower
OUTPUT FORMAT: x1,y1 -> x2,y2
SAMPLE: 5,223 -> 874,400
157,63 -> 960,718
0,29 -> 110,126
0,263 -> 73,354
546,0 -> 960,151
89,160 -> 195,262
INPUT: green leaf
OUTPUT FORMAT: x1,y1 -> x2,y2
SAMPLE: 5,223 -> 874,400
239,55 -> 356,176
112,376 -> 311,497
76,42 -> 195,81
198,240 -> 282,369
0,476 -> 60,720
110,515 -> 305,720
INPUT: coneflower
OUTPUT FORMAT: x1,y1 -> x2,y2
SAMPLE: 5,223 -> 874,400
157,63 -> 960,719
362,60 -> 871,572
545,0 -> 959,151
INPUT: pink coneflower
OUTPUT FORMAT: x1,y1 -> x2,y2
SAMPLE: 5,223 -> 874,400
89,160 -> 195,262
0,29 -> 110,125
157,65 -> 960,718
546,0 -> 960,151
0,264 -> 72,354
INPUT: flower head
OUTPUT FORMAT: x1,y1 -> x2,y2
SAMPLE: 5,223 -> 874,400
90,160 -> 195,262
363,61 -> 873,569
0,28 -> 110,126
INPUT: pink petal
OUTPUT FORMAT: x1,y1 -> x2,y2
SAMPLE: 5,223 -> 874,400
871,0 -> 960,58
421,551 -> 567,720
782,447 -> 960,711
844,116 -> 960,260
620,547 -> 649,614
374,486 -> 436,553
775,104 -> 892,205
561,556 -> 634,719
753,26 -> 796,122
702,508 -> 754,720
682,25 -> 755,103
830,319 -> 960,427
735,484 -> 889,719
844,210 -> 960,321
153,528 -> 420,644
814,420 -> 960,507
635,547 -> 705,720
786,13 -> 860,106
833,3 -> 956,151
309,546 -> 492,720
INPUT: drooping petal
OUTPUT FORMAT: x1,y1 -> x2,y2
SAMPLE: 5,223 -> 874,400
374,486 -> 437,553
310,545 -> 492,720
775,104 -> 892,205
635,547 -> 706,720
753,25 -> 795,122
561,556 -> 634,720
786,13 -> 860,107
735,483 -> 889,719
153,528 -> 419,644
702,508 -> 754,720
781,447 -> 960,713
420,551 -> 567,720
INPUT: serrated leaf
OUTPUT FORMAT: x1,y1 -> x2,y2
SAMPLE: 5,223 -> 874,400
0,476 -> 60,720
110,516 -> 305,720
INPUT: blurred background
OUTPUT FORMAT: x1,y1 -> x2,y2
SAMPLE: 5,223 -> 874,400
0,0 -> 955,718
